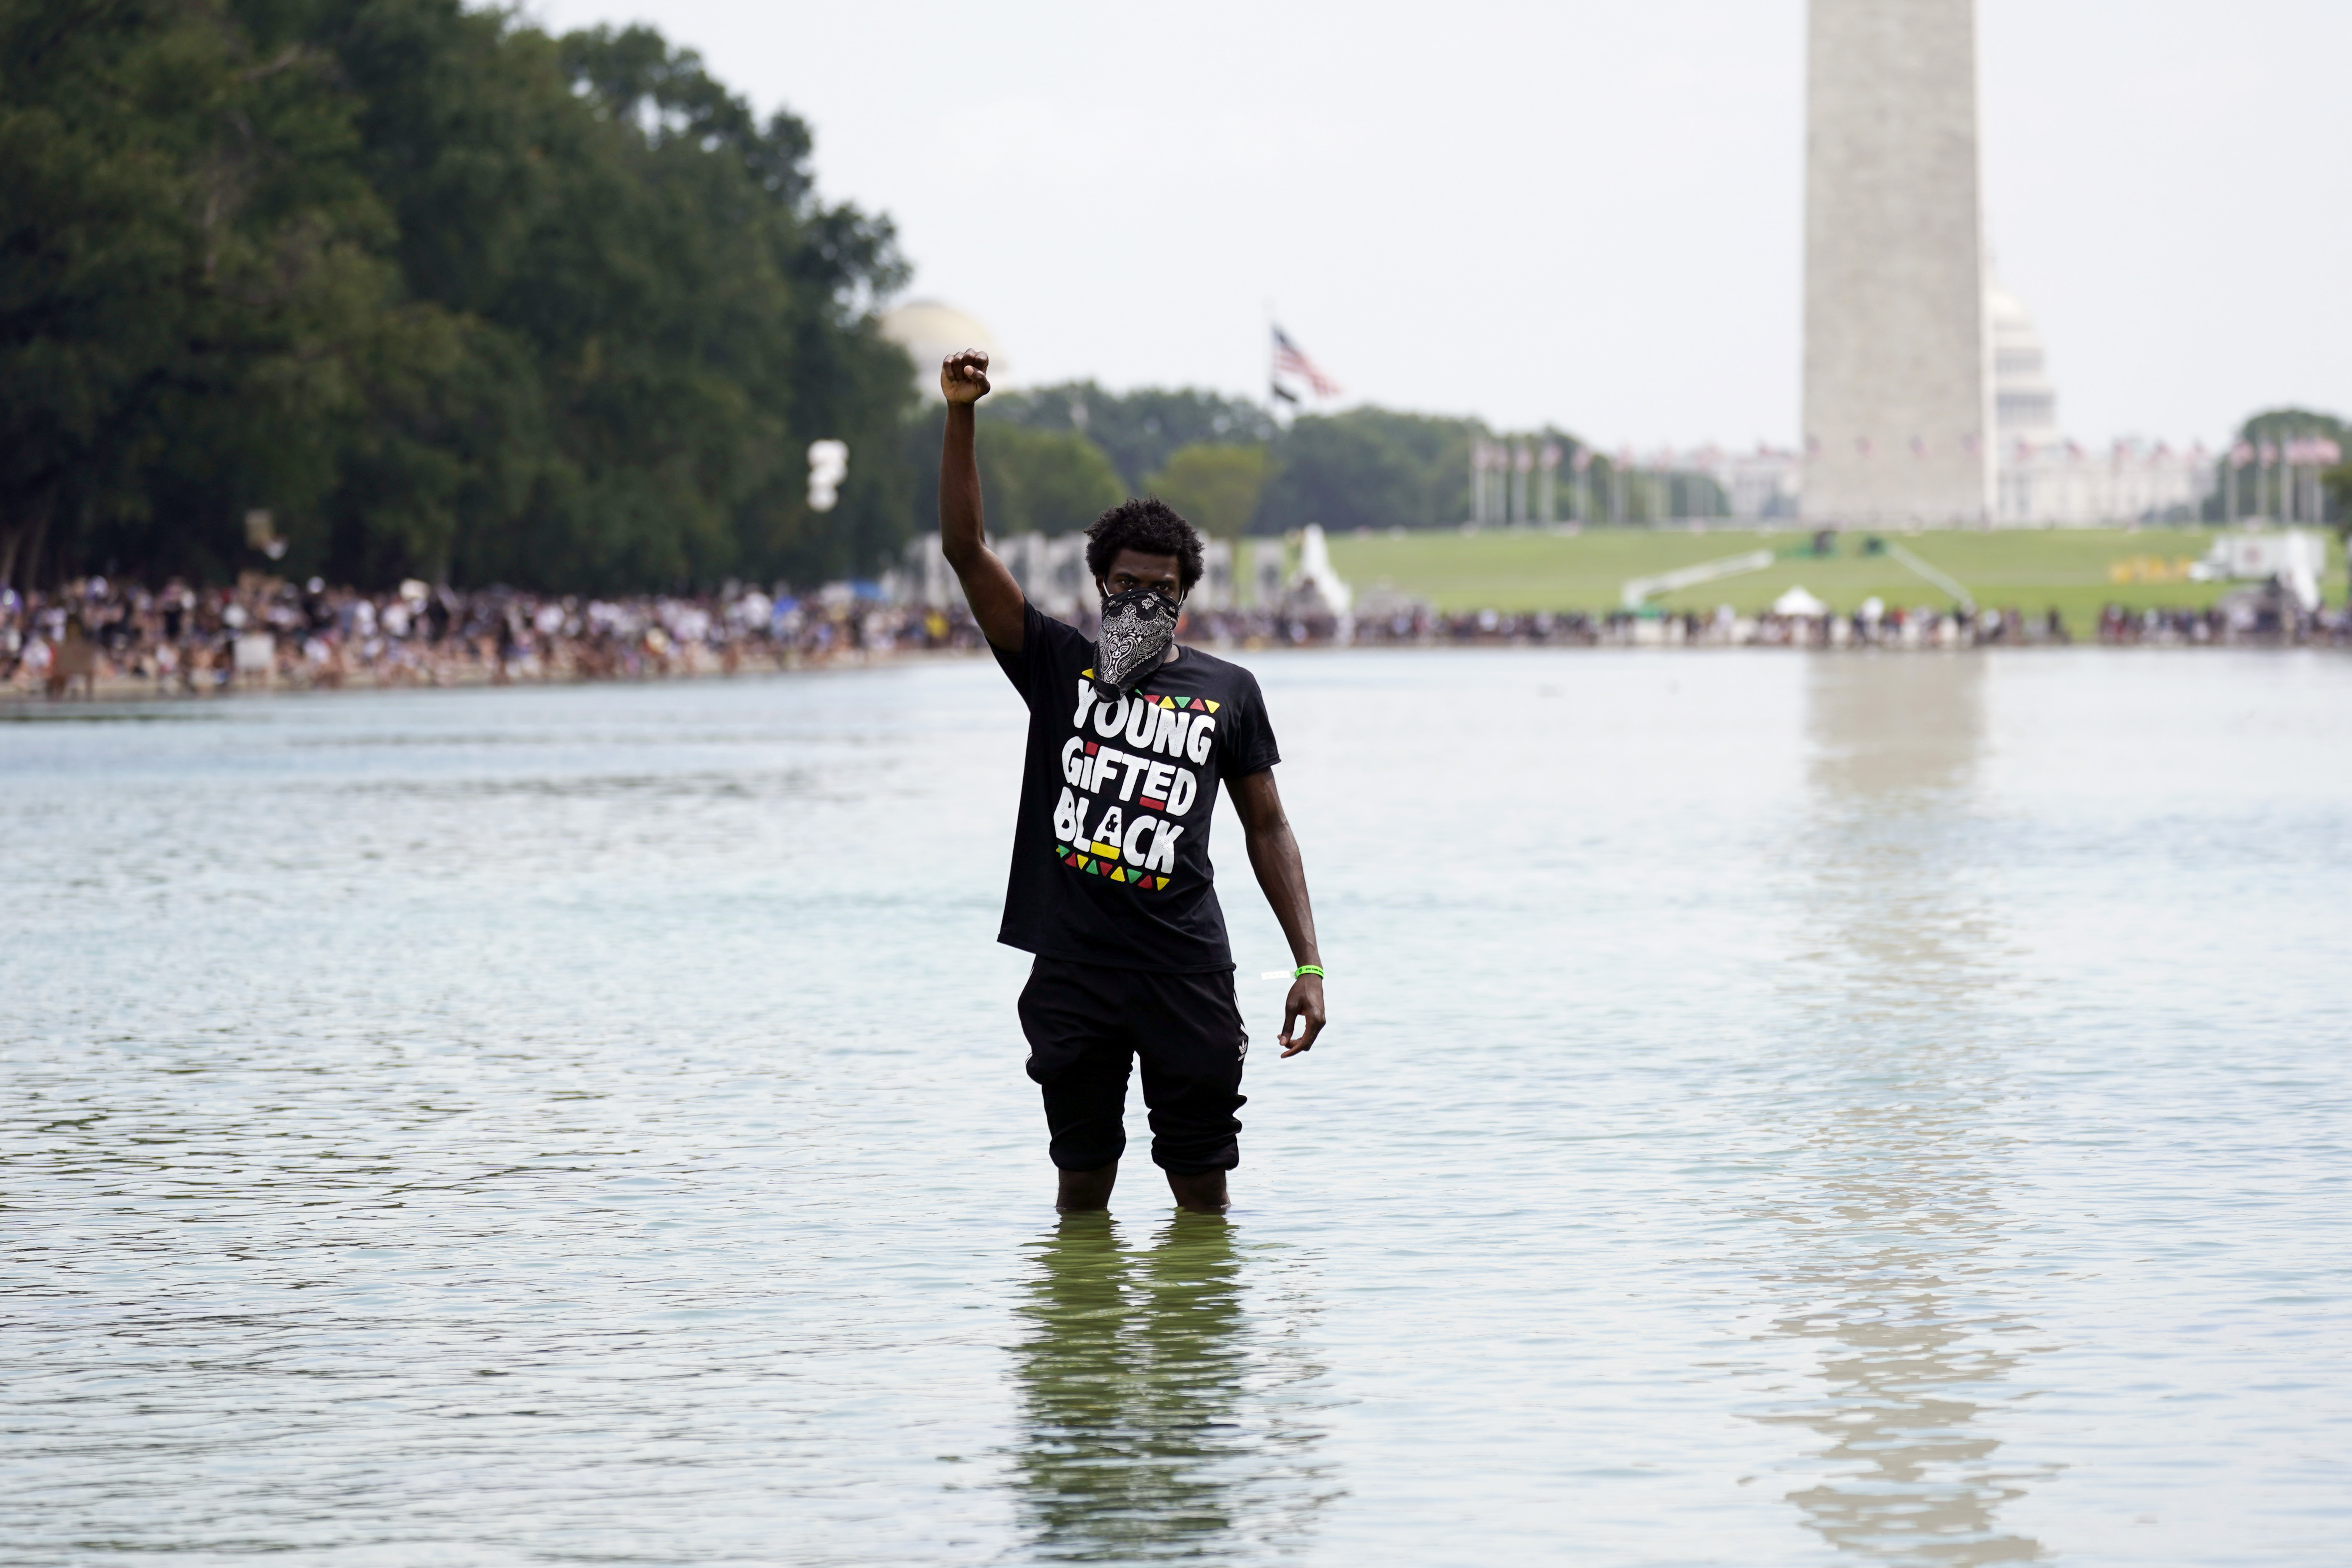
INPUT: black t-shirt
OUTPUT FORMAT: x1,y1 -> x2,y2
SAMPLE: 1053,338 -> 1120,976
992,601 -> 1281,972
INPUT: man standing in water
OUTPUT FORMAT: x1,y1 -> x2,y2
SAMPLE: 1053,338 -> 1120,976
937,349 -> 1326,1215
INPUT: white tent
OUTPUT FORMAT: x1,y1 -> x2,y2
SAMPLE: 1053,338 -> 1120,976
1772,585 -> 1828,617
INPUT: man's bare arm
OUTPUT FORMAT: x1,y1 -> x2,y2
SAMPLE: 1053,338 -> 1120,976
1231,768 -> 1326,1057
938,350 -> 1025,652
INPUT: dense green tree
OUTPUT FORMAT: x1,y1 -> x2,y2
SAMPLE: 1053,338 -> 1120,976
2215,408 -> 2347,530
1146,444 -> 1267,539
0,0 -> 403,585
1253,407 -> 1485,533
981,425 -> 1125,537
990,381 -> 1274,492
2235,408 -> 2344,445
3,0 -> 915,592
902,401 -> 1125,548
948,393 -> 1613,540
323,9 -> 916,590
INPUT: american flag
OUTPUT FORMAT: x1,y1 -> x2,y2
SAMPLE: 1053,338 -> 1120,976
1270,326 -> 1341,400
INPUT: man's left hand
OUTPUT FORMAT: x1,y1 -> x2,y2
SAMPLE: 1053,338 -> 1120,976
1279,975 -> 1325,1058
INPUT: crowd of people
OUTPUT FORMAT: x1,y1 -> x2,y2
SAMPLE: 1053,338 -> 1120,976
1187,591 -> 2349,649
5,574 -> 2347,700
0,577 -> 996,698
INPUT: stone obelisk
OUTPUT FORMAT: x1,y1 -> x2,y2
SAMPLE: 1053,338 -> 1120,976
1803,0 -> 1991,525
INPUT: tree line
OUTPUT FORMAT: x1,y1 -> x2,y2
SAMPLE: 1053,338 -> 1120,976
4,0 -> 911,593
2227,410 -> 2352,538
4,0 -> 1639,595
35,5 -> 2325,594
917,384 -> 1632,549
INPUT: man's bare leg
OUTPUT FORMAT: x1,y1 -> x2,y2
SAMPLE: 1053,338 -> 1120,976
1056,1162 -> 1117,1212
1165,1170 -> 1229,1215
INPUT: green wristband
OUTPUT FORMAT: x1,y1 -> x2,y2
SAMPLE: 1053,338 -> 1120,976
1295,965 -> 1324,978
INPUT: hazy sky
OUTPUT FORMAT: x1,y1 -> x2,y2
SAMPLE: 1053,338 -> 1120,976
529,0 -> 2347,449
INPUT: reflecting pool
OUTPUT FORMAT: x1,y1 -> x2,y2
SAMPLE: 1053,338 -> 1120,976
5,649 -> 2348,1565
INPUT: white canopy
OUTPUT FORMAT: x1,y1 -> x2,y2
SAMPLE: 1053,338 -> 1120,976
1772,585 -> 1829,617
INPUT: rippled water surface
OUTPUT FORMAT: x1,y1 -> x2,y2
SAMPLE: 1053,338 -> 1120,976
7,649 -> 2350,1566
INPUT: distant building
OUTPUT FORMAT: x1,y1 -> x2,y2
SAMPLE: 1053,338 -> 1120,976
1702,445 -> 1803,521
1999,439 -> 2213,525
878,301 -> 1003,398
1988,278 -> 2211,524
1987,276 -> 2057,446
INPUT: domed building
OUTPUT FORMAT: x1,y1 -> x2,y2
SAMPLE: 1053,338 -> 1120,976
879,301 -> 1003,399
1988,275 -> 2211,524
1987,277 -> 2058,446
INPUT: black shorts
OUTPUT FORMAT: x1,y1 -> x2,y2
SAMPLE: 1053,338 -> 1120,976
1017,957 -> 1248,1175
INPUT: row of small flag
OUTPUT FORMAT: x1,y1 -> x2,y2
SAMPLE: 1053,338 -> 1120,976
2231,438 -> 2343,467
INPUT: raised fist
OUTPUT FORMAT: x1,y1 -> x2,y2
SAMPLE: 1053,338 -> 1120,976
940,349 -> 991,405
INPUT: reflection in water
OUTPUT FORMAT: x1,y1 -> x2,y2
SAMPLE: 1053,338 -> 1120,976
1007,1214 -> 1332,1563
1754,657 -> 2057,1565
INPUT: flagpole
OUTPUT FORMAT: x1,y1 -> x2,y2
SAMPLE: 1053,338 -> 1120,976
1264,299 -> 1287,428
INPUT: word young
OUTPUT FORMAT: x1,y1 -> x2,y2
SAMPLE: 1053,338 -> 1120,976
1051,677 -> 1222,885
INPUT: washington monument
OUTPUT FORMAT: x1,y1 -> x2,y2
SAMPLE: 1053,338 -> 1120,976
1803,0 -> 1992,525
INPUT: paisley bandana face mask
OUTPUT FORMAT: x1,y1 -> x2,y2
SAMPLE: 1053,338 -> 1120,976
1093,586 -> 1180,698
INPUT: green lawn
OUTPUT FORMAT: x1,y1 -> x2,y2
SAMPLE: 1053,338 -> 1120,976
1319,526 -> 2346,624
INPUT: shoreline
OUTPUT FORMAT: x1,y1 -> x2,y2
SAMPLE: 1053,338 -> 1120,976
12,566 -> 2339,707
10,630 -> 2344,711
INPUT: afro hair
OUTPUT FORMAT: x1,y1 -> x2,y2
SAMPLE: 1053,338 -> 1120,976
1084,497 -> 1206,593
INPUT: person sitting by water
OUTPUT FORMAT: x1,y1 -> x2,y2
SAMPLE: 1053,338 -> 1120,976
935,347 -> 1327,1216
